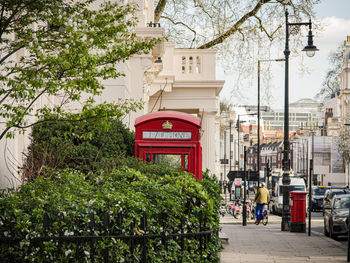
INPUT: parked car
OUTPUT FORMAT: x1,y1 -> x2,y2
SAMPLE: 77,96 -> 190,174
270,177 -> 306,215
323,194 -> 350,238
311,186 -> 331,211
323,188 -> 350,215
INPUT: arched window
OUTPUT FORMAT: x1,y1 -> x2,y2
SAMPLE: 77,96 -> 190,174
195,56 -> 201,73
189,56 -> 193,73
182,56 -> 186,73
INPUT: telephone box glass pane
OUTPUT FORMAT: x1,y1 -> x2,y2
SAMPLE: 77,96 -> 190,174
183,154 -> 189,169
153,154 -> 182,169
146,153 -> 151,162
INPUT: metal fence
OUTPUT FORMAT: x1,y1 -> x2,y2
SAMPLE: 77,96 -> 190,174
0,211 -> 216,262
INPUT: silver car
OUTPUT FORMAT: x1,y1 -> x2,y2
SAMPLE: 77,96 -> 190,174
324,194 -> 350,239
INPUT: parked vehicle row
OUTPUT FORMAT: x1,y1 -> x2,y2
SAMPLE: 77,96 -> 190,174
311,186 -> 330,211
323,189 -> 350,239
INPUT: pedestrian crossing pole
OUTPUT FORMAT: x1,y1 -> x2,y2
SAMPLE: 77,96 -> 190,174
243,146 -> 247,226
348,201 -> 350,262
308,159 -> 313,236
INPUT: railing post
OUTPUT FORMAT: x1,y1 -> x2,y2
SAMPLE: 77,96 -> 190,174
74,219 -> 82,262
162,211 -> 168,252
180,216 -> 185,263
57,213 -> 64,256
129,218 -> 135,259
43,213 -> 50,236
89,212 -> 95,263
103,212 -> 110,263
199,212 -> 203,260
204,216 -> 207,250
141,212 -> 147,263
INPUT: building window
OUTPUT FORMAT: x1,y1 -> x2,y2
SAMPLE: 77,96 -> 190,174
196,56 -> 201,73
182,56 -> 186,73
189,56 -> 193,73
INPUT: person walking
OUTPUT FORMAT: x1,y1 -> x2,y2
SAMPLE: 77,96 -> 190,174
254,182 -> 270,225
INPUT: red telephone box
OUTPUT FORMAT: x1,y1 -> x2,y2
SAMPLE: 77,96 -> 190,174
134,111 -> 202,180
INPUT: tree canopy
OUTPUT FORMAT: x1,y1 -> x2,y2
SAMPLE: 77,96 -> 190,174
317,44 -> 343,100
155,0 -> 319,51
154,0 -> 321,102
0,0 -> 158,141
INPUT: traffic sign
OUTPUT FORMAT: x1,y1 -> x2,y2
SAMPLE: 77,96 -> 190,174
234,178 -> 242,185
227,170 -> 259,181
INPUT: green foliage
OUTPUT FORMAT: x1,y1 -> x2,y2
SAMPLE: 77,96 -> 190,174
22,102 -> 140,181
0,0 -> 159,140
0,162 -> 222,262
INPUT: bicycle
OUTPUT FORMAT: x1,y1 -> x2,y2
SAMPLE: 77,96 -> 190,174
261,203 -> 269,226
250,202 -> 256,221
252,202 -> 269,225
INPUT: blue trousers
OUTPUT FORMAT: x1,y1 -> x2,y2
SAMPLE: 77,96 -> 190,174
256,203 -> 264,221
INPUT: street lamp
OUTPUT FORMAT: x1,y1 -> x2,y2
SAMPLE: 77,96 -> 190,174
257,58 -> 284,179
281,9 -> 318,231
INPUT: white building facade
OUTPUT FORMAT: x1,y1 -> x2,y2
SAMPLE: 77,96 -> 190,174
0,0 -> 224,188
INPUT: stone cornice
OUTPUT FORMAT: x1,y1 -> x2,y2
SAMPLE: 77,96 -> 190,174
172,80 -> 224,95
134,27 -> 164,38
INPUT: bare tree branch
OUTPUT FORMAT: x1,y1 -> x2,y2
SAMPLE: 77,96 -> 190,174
254,15 -> 281,41
161,15 -> 197,48
198,0 -> 272,49
154,0 -> 167,23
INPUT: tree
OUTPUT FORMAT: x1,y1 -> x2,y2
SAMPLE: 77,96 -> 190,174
0,0 -> 158,141
317,44 -> 343,100
337,128 -> 350,178
154,0 -> 320,100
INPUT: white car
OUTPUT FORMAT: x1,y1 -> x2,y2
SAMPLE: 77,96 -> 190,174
270,177 -> 306,215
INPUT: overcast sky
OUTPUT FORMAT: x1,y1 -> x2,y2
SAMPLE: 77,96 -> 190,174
218,0 -> 350,109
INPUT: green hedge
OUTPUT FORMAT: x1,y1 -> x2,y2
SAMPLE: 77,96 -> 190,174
22,117 -> 135,181
0,160 -> 222,262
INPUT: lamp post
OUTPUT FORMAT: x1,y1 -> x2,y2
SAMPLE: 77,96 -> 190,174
257,59 -> 284,178
281,9 -> 318,231
230,120 -> 233,171
243,146 -> 247,226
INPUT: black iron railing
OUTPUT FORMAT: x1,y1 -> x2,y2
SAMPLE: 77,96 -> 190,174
0,211 -> 216,262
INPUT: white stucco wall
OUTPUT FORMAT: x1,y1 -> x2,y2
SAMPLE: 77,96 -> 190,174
0,0 -> 224,188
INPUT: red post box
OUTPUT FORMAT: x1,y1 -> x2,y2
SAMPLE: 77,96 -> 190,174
290,191 -> 307,233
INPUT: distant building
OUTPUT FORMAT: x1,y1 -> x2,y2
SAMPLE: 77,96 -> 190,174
260,98 -> 321,131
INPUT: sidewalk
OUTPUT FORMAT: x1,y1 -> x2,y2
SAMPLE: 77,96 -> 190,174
220,215 -> 348,262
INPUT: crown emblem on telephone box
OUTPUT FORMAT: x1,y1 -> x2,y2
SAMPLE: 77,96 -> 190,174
162,121 -> 173,130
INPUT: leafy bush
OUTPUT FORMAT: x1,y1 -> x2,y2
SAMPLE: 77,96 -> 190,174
22,113 -> 135,181
0,161 -> 222,262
